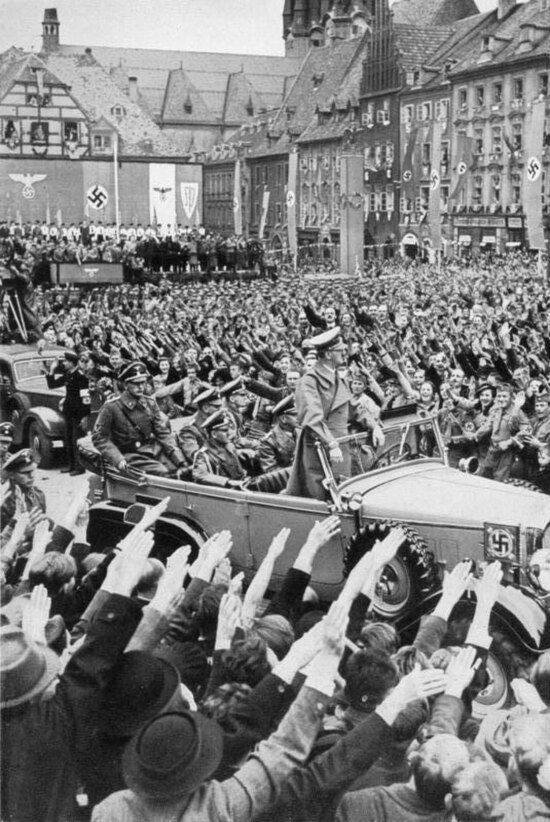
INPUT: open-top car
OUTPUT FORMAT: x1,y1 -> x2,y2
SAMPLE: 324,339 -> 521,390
0,344 -> 67,467
81,405 -> 550,715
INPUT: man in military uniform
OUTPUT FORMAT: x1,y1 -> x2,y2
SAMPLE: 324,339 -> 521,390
0,421 -> 15,476
524,391 -> 550,482
285,327 -> 375,500
1,449 -> 47,528
176,387 -> 223,466
258,396 -> 297,474
475,383 -> 531,483
192,410 -> 248,489
46,349 -> 90,475
92,361 -> 187,477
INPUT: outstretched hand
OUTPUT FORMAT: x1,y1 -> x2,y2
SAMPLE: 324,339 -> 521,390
444,646 -> 481,697
103,529 -> 155,596
22,584 -> 51,645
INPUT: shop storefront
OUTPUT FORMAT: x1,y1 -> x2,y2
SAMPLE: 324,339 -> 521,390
451,214 -> 525,254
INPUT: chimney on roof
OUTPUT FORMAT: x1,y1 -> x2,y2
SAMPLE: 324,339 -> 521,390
128,76 -> 139,102
41,8 -> 60,52
497,0 -> 517,20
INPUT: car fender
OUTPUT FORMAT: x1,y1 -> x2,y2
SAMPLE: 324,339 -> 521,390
448,588 -> 548,653
23,406 -> 65,439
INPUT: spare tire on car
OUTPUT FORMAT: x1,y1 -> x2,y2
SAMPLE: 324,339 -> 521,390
344,519 -> 440,620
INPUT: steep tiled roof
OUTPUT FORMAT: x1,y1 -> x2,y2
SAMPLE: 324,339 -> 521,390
161,68 -> 213,123
391,0 -> 479,26
41,53 -> 182,156
446,3 -> 550,73
223,72 -> 268,125
0,50 -> 61,101
393,23 -> 454,71
57,44 -> 300,124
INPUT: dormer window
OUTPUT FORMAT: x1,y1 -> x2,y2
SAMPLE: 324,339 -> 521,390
312,72 -> 324,90
111,105 -> 125,118
412,69 -> 420,86
184,94 -> 193,114
246,96 -> 254,116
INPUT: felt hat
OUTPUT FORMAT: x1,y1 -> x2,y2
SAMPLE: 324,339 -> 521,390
0,626 -> 61,709
122,710 -> 224,801
101,651 -> 180,737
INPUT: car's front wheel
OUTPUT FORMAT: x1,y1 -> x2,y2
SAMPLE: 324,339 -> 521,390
344,519 -> 440,619
28,421 -> 54,469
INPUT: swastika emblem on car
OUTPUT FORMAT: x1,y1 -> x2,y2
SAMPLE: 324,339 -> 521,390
487,528 -> 514,559
86,184 -> 109,210
527,156 -> 541,182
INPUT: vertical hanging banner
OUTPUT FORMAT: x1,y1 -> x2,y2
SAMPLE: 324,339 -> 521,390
450,135 -> 476,203
176,164 -> 202,227
287,148 -> 298,258
258,186 -> 270,239
401,127 -> 418,203
523,99 -> 545,251
149,163 -> 176,230
233,159 -> 242,235
429,119 -> 442,251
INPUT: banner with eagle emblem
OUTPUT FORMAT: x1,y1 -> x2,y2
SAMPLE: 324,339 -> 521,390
149,163 -> 176,229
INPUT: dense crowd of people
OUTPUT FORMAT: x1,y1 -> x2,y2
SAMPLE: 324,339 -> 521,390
2,243 -> 550,820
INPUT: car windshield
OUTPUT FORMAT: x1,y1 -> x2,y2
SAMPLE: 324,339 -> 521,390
13,358 -> 57,385
337,412 -> 445,470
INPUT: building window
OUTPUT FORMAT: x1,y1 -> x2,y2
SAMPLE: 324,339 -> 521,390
422,143 -> 431,165
512,120 -> 523,150
435,98 -> 449,120
379,190 -> 387,212
26,91 -> 50,106
63,121 -> 78,142
412,69 -> 420,86
475,86 -> 485,107
386,142 -> 394,165
416,103 -> 423,121
491,173 -> 501,202
491,125 -> 502,154
512,173 -> 521,203
420,186 -> 430,208
422,101 -> 432,121
513,77 -> 524,101
93,133 -> 112,150
403,104 -> 414,124
440,185 -> 449,211
369,191 -> 377,212
473,174 -> 483,203
386,186 -> 394,211
474,128 -> 484,155
441,141 -> 449,170
30,121 -> 49,144
275,202 -> 282,224
111,105 -> 125,118
492,82 -> 503,104
458,88 -> 468,109
539,73 -> 549,96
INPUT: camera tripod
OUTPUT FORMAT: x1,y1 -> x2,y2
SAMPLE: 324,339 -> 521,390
2,290 -> 29,343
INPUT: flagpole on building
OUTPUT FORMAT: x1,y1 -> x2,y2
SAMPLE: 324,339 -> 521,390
113,132 -> 120,241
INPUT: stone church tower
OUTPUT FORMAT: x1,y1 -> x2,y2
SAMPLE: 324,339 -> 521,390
283,1 -> 372,56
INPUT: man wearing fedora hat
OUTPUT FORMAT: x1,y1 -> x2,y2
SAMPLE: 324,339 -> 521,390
46,349 -> 90,475
93,361 -> 187,476
1,524 -> 157,822
90,600 -> 355,822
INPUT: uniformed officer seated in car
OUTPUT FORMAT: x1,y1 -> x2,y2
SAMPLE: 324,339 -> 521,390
258,395 -> 297,474
92,361 -> 187,477
192,410 -> 249,489
0,421 -> 15,477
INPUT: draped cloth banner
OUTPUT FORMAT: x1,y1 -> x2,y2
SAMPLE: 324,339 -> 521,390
401,127 -> 418,203
523,99 -> 545,251
233,159 -> 242,235
450,135 -> 476,203
149,163 -> 176,230
287,149 -> 298,258
259,187 -> 270,239
429,119 -> 442,251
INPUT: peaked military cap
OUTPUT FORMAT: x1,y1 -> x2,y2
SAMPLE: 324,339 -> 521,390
303,326 -> 343,353
3,448 -> 36,473
0,421 -> 15,440
272,395 -> 296,417
63,350 -> 79,364
193,387 -> 221,407
119,361 -> 150,383
200,410 -> 231,433
219,377 -> 248,398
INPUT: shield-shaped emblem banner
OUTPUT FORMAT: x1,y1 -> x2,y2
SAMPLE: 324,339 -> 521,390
180,182 -> 199,220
